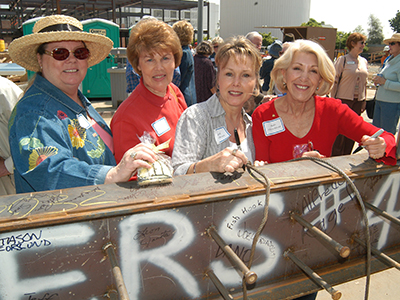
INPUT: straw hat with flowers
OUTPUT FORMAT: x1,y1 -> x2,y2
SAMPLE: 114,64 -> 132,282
9,15 -> 113,72
383,33 -> 400,45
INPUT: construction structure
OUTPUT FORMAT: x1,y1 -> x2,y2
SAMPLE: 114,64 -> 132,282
0,152 -> 399,299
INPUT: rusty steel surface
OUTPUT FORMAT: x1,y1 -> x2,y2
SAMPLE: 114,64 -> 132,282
0,153 -> 398,300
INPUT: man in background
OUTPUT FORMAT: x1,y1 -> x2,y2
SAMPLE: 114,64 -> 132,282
0,76 -> 23,195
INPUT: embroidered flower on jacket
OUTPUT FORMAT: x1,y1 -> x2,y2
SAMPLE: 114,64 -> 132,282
87,136 -> 105,158
28,146 -> 58,171
68,119 -> 86,149
57,110 -> 68,120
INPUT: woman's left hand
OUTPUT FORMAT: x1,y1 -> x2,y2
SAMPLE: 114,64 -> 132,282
301,151 -> 326,159
105,143 -> 158,184
361,135 -> 386,160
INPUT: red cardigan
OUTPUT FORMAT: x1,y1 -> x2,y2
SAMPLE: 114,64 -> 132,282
252,96 -> 396,165
111,79 -> 187,163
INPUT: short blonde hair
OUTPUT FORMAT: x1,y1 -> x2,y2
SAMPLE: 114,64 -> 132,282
172,20 -> 194,46
127,19 -> 182,76
271,39 -> 335,96
211,36 -> 224,46
216,36 -> 262,77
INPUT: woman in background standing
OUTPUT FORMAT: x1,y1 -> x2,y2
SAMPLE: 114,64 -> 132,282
194,40 -> 216,103
330,32 -> 368,156
260,40 -> 282,93
210,36 -> 224,69
173,20 -> 197,107
372,33 -> 400,135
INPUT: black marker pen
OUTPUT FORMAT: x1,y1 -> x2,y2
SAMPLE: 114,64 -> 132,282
234,128 -> 245,170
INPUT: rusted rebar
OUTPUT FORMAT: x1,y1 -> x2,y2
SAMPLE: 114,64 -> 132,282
207,226 -> 257,285
290,212 -> 350,258
284,249 -> 342,300
103,242 -> 130,300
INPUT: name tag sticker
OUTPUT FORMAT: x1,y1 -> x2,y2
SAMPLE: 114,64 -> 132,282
214,126 -> 230,144
262,118 -> 285,136
77,113 -> 91,129
347,61 -> 355,64
152,117 -> 171,137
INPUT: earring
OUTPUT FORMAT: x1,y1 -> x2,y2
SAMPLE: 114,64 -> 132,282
283,82 -> 287,89
316,86 -> 319,91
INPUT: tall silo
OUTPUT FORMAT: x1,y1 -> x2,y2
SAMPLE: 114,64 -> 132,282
219,0 -> 311,41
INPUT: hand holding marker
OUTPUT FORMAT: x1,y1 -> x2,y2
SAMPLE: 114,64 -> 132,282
352,128 -> 384,154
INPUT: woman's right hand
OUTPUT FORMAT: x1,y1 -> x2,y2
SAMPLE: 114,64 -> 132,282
196,147 -> 248,173
105,143 -> 158,184
373,74 -> 386,86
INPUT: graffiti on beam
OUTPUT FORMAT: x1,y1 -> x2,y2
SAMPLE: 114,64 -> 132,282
0,173 -> 397,299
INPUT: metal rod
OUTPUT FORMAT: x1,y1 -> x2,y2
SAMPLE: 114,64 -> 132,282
290,212 -> 350,258
284,250 -> 342,300
105,289 -> 118,300
353,236 -> 400,271
103,242 -> 130,300
364,201 -> 400,227
206,270 -> 234,300
207,226 -> 258,285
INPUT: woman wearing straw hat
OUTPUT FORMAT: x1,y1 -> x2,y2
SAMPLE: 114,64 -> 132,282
8,15 -> 158,193
372,33 -> 400,135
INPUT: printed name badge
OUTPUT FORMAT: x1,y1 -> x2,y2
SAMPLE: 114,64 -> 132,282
152,117 -> 171,137
262,118 -> 285,136
347,61 -> 355,64
214,126 -> 230,144
77,113 -> 91,129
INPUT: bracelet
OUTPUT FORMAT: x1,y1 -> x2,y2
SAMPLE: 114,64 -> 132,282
193,161 -> 198,174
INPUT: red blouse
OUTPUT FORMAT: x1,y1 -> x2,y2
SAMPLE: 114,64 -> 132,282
252,96 -> 396,165
111,79 -> 187,163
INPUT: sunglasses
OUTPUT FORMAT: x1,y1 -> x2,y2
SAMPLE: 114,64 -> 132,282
44,47 -> 90,61
389,42 -> 397,46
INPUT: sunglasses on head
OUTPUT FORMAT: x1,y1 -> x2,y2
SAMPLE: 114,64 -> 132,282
389,42 -> 397,46
44,47 -> 90,61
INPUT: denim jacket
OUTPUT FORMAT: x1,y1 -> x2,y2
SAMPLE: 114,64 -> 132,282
9,74 -> 116,193
179,45 -> 197,107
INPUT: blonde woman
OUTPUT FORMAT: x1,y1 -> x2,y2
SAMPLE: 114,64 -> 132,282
252,39 -> 396,165
173,36 -> 262,175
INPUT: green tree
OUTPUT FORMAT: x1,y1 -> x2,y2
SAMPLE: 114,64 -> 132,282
336,31 -> 350,50
389,10 -> 400,33
260,32 -> 276,47
367,14 -> 384,44
353,25 -> 366,36
301,18 -> 324,27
